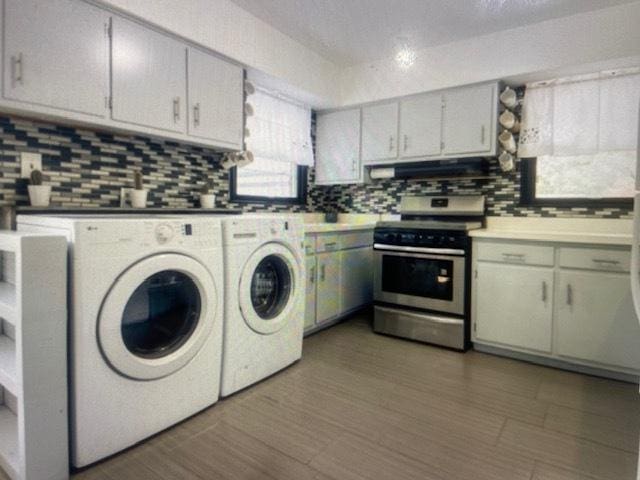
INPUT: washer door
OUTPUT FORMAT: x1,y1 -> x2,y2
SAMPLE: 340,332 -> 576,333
239,243 -> 299,335
99,254 -> 217,380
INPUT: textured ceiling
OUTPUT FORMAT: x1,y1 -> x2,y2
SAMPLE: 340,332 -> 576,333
230,0 -> 638,66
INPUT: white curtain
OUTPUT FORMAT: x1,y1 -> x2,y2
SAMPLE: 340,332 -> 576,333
518,70 -> 640,158
245,88 -> 314,167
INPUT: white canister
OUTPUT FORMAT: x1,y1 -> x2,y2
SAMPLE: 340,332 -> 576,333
27,185 -> 52,207
499,110 -> 516,129
130,189 -> 148,208
498,151 -> 515,172
200,194 -> 215,209
499,87 -> 518,108
498,130 -> 517,153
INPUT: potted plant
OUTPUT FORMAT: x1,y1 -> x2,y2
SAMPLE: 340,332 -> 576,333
130,170 -> 148,208
27,169 -> 52,207
199,179 -> 216,209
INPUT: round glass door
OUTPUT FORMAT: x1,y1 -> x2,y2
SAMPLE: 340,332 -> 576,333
99,254 -> 217,380
239,243 -> 300,335
250,256 -> 292,320
121,271 -> 201,359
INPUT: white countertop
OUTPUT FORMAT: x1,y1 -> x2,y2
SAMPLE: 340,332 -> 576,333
304,222 -> 377,233
470,217 -> 633,246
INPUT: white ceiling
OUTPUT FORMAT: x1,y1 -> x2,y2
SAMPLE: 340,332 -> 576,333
229,0 -> 639,66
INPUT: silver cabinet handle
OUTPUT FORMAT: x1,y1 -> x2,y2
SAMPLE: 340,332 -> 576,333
592,259 -> 620,265
324,242 -> 338,251
389,135 -> 394,152
173,97 -> 180,122
352,157 -> 357,172
567,284 -> 573,306
542,281 -> 547,302
481,125 -> 486,144
309,265 -> 315,284
403,134 -> 409,152
502,252 -> 525,262
320,264 -> 326,282
193,103 -> 200,127
11,53 -> 23,86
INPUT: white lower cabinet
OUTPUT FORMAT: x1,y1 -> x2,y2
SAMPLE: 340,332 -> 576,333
304,255 -> 317,330
556,270 -> 640,370
473,239 -> 640,376
340,247 -> 374,313
475,262 -> 553,353
315,251 -> 341,324
304,230 -> 374,334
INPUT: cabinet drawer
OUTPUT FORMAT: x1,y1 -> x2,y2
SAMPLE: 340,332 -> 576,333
316,234 -> 341,253
304,235 -> 317,256
340,230 -> 373,250
476,241 -> 554,266
559,247 -> 630,272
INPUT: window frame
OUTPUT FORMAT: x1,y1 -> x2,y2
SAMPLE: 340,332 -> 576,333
229,164 -> 308,205
519,158 -> 633,208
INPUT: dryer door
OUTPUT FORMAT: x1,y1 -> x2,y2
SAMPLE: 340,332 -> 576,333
239,243 -> 300,335
99,253 -> 218,380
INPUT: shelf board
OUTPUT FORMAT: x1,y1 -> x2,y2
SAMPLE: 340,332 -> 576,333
0,405 -> 18,479
0,283 -> 16,327
0,336 -> 16,396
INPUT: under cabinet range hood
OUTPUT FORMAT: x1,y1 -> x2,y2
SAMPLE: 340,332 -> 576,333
369,158 -> 489,180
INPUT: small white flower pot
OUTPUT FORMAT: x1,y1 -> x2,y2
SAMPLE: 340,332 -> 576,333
28,185 -> 52,207
130,189 -> 148,208
200,194 -> 215,209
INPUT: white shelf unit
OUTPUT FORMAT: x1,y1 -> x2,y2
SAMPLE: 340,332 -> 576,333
0,232 -> 68,480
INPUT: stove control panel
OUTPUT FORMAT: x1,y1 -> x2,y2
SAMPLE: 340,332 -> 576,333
374,228 -> 470,250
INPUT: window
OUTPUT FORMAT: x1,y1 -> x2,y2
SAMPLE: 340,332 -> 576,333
519,70 -> 639,206
231,88 -> 313,204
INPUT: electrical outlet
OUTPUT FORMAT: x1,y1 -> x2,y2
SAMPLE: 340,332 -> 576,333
20,152 -> 42,179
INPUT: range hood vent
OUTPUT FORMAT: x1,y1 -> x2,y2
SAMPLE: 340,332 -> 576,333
369,158 -> 489,180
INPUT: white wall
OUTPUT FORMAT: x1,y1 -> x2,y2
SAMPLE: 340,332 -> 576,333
96,0 -> 341,107
339,1 -> 640,106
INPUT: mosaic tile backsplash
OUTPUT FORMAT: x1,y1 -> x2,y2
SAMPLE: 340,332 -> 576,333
0,114 -> 633,219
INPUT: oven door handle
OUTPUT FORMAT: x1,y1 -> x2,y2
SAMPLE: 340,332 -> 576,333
374,243 -> 466,256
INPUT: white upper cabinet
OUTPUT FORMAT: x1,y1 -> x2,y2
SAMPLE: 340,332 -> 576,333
362,102 -> 399,164
315,109 -> 361,185
3,0 -> 109,118
399,94 -> 442,159
187,47 -> 243,148
442,83 -> 496,156
111,17 -> 187,133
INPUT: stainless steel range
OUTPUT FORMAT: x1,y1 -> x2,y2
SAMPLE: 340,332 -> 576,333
373,195 -> 485,351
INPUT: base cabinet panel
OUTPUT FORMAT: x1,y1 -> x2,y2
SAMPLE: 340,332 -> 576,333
340,247 -> 374,312
315,252 -> 341,324
475,262 -> 553,353
304,255 -> 317,330
556,270 -> 640,370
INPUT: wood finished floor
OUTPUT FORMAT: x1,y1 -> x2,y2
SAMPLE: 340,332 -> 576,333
5,313 -> 640,480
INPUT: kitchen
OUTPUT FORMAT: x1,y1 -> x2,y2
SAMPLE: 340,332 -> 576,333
0,1 -> 639,479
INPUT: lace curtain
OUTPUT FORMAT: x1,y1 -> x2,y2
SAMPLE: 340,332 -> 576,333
245,88 -> 314,167
518,70 -> 640,158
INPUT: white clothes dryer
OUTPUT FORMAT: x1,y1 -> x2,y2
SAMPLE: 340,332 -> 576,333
17,215 -> 224,467
220,215 -> 305,397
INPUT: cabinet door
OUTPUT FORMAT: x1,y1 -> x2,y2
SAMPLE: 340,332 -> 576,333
475,262 -> 553,352
316,252 -> 341,324
315,109 -> 361,184
399,94 -> 442,159
3,0 -> 109,117
340,247 -> 373,313
362,102 -> 399,164
442,84 -> 496,156
556,270 -> 640,370
111,17 -> 187,133
187,48 -> 243,147
304,255 -> 317,331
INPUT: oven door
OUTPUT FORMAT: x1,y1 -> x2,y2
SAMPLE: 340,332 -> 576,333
374,246 -> 466,316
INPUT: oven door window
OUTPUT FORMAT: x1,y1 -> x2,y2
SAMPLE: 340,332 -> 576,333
381,255 -> 454,301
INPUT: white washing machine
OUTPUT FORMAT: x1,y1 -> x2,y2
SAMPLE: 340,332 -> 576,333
17,215 -> 224,467
220,215 -> 305,397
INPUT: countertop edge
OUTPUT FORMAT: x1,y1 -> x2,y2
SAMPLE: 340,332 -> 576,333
469,229 -> 632,246
304,223 -> 377,234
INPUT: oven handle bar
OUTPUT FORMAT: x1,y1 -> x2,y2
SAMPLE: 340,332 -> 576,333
374,243 -> 466,256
